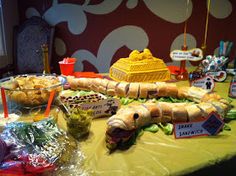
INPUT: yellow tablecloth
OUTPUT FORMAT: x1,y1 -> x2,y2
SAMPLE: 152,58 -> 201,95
78,76 -> 236,176
1,75 -> 236,176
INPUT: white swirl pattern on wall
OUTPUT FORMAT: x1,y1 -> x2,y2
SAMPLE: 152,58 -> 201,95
143,0 -> 193,23
24,0 -> 233,71
72,25 -> 149,72
210,0 -> 232,19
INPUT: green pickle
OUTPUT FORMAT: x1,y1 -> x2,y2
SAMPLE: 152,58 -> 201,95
66,108 -> 92,139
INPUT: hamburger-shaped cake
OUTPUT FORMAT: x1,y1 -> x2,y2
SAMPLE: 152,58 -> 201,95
109,49 -> 170,82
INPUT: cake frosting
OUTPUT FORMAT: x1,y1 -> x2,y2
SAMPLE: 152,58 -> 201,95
109,49 -> 171,82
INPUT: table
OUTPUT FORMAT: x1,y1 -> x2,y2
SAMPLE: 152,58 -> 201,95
78,76 -> 236,176
1,76 -> 236,176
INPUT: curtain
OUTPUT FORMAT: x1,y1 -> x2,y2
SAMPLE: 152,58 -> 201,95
0,0 -> 6,56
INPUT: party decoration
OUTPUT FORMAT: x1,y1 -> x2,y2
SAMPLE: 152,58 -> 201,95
201,55 -> 228,82
170,48 -> 203,62
191,75 -> 215,92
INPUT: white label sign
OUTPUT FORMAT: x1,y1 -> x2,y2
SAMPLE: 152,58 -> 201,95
174,112 -> 224,139
170,48 -> 203,61
191,76 -> 215,92
174,122 -> 208,138
229,82 -> 236,97
80,98 -> 120,118
205,71 -> 227,82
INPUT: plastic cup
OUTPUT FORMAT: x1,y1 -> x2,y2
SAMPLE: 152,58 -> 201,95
59,61 -> 75,76
0,109 -> 22,132
29,105 -> 60,122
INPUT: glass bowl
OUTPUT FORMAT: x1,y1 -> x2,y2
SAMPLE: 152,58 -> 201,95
0,74 -> 67,108
29,105 -> 61,122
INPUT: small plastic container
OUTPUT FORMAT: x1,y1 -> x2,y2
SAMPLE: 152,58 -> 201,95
0,110 -> 22,132
65,108 -> 92,139
29,105 -> 61,122
59,58 -> 77,76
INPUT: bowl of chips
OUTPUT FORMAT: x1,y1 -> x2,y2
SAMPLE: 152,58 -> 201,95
0,74 -> 66,107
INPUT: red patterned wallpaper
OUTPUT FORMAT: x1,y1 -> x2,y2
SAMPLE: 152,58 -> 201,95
17,0 -> 236,74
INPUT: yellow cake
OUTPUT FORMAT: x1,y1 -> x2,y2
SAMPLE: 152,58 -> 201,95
109,49 -> 171,82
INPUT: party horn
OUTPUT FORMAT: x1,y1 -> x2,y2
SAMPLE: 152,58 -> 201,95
219,40 -> 224,56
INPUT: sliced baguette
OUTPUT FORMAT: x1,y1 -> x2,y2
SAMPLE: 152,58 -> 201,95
158,102 -> 172,123
185,104 -> 203,121
197,102 -> 217,117
69,78 -> 91,90
127,82 -> 140,99
146,83 -> 158,98
115,82 -> 130,97
98,78 -> 109,94
90,78 -> 103,92
106,80 -> 119,96
156,82 -> 167,97
171,106 -> 188,123
188,86 -> 208,102
139,83 -> 149,98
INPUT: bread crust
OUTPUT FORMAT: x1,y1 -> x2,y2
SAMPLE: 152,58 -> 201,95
146,83 -> 158,98
185,105 -> 203,121
98,78 -> 109,94
197,102 -> 217,117
115,82 -> 130,97
171,106 -> 188,123
67,77 -> 231,122
107,81 -> 119,96
139,83 -> 149,98
127,82 -> 140,99
158,102 -> 172,123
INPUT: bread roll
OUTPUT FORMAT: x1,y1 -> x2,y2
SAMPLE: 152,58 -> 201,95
143,103 -> 162,122
115,82 -> 130,97
69,78 -> 91,90
139,83 -> 149,98
188,87 -> 208,102
197,102 -> 217,117
127,82 -> 140,99
156,82 -> 167,97
158,102 -> 172,123
177,86 -> 190,99
201,93 -> 221,102
166,84 -> 178,98
106,81 -> 119,96
171,106 -> 188,123
185,104 -> 203,121
209,101 -> 229,116
90,78 -> 102,92
146,83 -> 158,98
98,78 -> 109,94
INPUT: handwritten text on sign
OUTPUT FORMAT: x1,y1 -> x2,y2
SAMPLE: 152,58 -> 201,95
170,48 -> 203,61
80,98 -> 120,119
191,76 -> 215,92
174,112 -> 224,139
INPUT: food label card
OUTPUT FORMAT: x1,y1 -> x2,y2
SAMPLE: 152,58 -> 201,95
80,98 -> 120,118
191,75 -> 215,92
174,112 -> 224,139
170,48 -> 203,61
